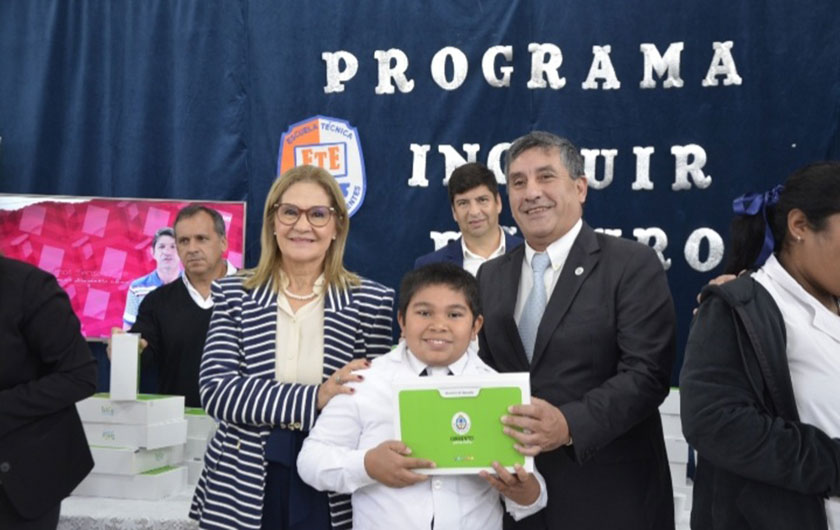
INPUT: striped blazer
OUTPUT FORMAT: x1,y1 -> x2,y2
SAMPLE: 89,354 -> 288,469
189,274 -> 394,530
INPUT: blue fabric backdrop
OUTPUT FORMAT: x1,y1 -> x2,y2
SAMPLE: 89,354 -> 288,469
2,1 -> 840,385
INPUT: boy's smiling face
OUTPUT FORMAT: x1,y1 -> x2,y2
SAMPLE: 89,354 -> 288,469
398,284 -> 484,367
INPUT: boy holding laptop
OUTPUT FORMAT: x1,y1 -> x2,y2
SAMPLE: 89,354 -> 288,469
298,263 -> 545,529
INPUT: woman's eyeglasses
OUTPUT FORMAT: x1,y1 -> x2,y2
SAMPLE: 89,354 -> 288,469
273,203 -> 336,227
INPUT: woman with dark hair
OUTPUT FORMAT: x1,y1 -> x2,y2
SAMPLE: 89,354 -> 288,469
680,162 -> 840,529
189,165 -> 394,530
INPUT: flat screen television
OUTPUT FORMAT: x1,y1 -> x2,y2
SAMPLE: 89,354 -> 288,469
0,194 -> 246,339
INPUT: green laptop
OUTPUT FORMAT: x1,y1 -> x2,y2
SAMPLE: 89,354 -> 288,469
394,373 -> 533,475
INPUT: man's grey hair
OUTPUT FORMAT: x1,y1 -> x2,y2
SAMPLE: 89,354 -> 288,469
174,204 -> 226,238
504,131 -> 585,181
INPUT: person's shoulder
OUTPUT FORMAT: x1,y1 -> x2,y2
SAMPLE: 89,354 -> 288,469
214,272 -> 248,291
129,270 -> 157,288
0,256 -> 44,281
414,239 -> 461,269
0,257 -> 54,296
503,231 -> 523,251
354,276 -> 395,298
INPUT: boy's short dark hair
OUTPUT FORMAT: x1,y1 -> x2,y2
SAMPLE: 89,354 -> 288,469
398,263 -> 481,321
447,162 -> 500,206
152,227 -> 175,247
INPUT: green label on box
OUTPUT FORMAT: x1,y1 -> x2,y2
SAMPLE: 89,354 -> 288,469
398,387 -> 524,470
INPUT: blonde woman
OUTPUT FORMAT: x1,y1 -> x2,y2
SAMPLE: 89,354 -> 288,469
190,165 -> 394,530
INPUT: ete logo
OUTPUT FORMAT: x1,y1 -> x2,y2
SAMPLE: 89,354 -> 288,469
277,115 -> 367,217
451,411 -> 471,435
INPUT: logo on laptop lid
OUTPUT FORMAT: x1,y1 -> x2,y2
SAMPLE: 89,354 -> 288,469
277,115 -> 367,217
451,411 -> 471,435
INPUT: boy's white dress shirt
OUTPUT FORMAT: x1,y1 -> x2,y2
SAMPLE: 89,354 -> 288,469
297,342 -> 547,530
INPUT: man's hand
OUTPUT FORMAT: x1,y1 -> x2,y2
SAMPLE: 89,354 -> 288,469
316,358 -> 370,410
480,462 -> 540,506
501,397 -> 569,456
363,440 -> 434,488
106,328 -> 148,361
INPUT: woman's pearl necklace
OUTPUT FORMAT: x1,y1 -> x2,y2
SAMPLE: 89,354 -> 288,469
283,286 -> 317,301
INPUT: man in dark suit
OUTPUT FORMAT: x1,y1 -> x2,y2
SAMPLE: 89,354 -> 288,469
0,256 -> 97,529
414,162 -> 522,276
477,132 -> 676,530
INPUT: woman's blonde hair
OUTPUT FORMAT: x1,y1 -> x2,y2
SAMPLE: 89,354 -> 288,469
243,165 -> 359,291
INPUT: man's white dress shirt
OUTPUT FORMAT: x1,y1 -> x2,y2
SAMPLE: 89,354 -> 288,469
297,342 -> 547,530
462,226 -> 508,277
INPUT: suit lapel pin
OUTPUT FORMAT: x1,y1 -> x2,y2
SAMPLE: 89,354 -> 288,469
574,266 -> 584,276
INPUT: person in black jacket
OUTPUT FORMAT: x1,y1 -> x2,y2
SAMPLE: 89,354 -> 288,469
0,256 -> 97,529
681,162 -> 840,529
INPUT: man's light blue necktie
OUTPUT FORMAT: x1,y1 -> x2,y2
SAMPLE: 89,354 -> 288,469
518,252 -> 551,363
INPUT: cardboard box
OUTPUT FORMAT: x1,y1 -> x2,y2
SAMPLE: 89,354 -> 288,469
660,413 -> 683,438
659,388 -> 681,415
83,419 -> 188,450
186,458 -> 205,484
665,436 -> 690,464
90,444 -> 185,475
185,436 -> 210,460
110,333 -> 140,401
185,407 -> 217,440
72,465 -> 187,500
77,394 -> 185,425
670,462 -> 689,487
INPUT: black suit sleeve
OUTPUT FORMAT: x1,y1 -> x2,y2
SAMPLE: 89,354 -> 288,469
559,244 -> 675,460
0,268 -> 97,439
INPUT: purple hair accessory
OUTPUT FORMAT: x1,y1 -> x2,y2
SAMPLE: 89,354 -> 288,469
732,184 -> 784,267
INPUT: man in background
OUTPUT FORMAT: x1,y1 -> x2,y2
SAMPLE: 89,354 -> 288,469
112,205 -> 235,406
414,162 -> 522,276
122,226 -> 180,329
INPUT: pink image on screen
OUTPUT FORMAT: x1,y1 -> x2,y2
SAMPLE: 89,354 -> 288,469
21,241 -> 33,258
19,205 -> 47,235
100,247 -> 128,279
83,288 -> 110,320
82,205 -> 110,237
38,245 -> 65,274
143,207 -> 172,236
82,243 -> 94,260
65,284 -> 77,300
220,211 -> 233,233
227,251 -> 243,269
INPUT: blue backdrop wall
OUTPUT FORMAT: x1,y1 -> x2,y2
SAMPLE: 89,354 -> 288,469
2,1 -> 840,385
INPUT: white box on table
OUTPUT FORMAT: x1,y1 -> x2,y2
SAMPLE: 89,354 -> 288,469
185,407 -> 217,440
110,333 -> 140,401
186,458 -> 205,484
90,444 -> 185,475
659,388 -> 681,415
72,465 -> 187,500
77,394 -> 185,425
185,436 -> 210,460
83,419 -> 188,450
665,436 -> 689,464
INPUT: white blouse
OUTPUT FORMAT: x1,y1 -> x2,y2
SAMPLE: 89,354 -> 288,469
754,254 -> 840,528
274,274 -> 326,385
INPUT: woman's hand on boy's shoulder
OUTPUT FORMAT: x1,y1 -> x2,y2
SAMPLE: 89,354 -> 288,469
480,462 -> 540,506
363,440 -> 435,488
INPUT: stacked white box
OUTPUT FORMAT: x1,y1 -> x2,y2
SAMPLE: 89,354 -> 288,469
184,407 -> 218,484
72,465 -> 187,500
75,394 -> 188,500
659,388 -> 694,524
